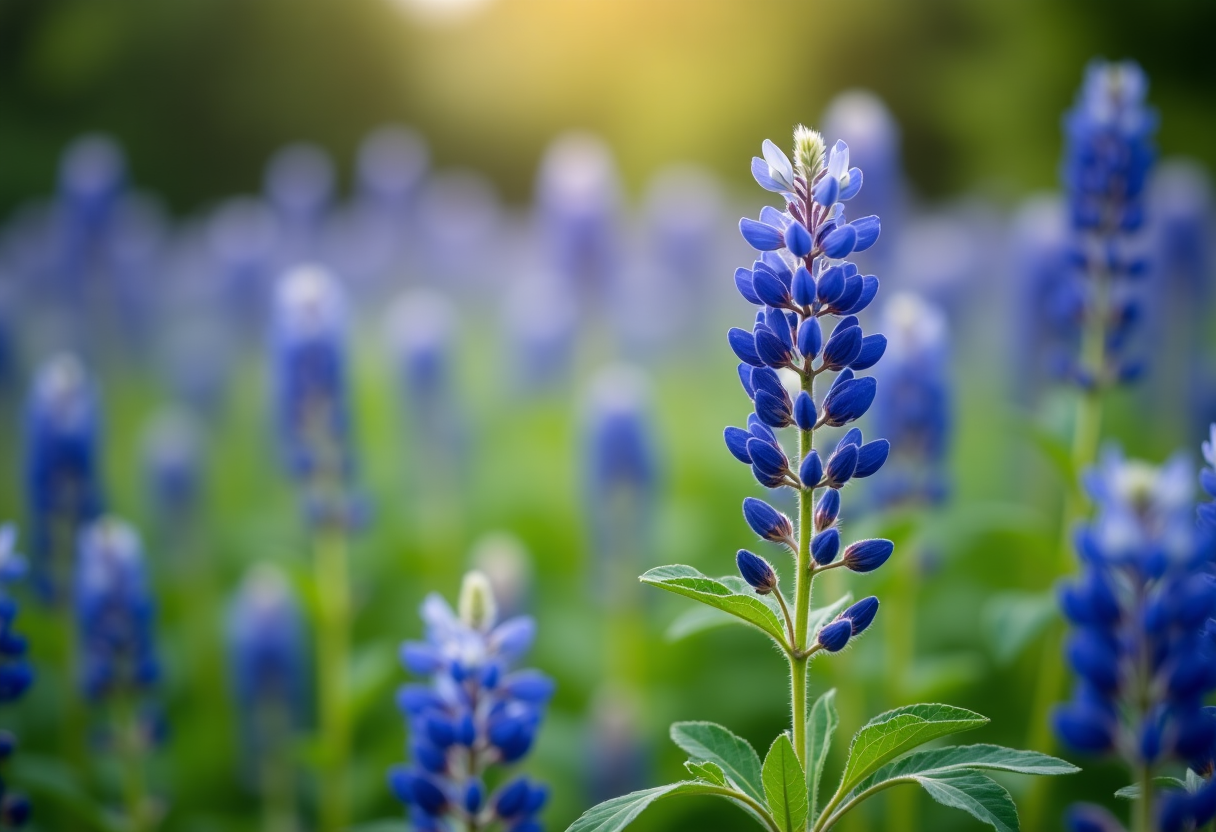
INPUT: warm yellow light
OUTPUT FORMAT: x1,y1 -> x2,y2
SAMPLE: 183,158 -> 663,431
387,0 -> 497,26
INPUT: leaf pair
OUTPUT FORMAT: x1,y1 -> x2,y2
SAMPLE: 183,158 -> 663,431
564,700 -> 1079,832
812,699 -> 1078,831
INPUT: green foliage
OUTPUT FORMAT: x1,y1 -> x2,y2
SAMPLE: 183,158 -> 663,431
762,734 -> 807,832
833,703 -> 989,799
640,566 -> 788,647
669,721 -> 765,804
564,782 -> 726,832
685,760 -> 729,788
909,772 -> 1020,832
1114,776 -> 1188,799
804,689 -> 837,824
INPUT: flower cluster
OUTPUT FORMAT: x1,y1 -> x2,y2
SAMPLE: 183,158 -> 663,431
871,292 -> 951,506
391,572 -> 553,832
726,127 -> 891,652
227,566 -> 305,764
74,518 -> 160,703
24,354 -> 105,601
1053,60 -> 1157,389
1200,424 -> 1216,532
270,264 -> 360,527
0,526 -> 32,829
1053,450 -> 1216,831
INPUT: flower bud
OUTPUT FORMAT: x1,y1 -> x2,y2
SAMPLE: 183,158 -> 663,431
842,596 -> 879,635
814,490 -> 840,530
843,538 -> 893,572
812,528 -> 840,566
742,498 -> 793,543
736,550 -> 778,595
817,619 -> 852,652
459,571 -> 498,632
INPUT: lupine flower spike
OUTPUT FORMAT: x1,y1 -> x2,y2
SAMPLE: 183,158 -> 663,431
1057,60 -> 1156,392
227,567 -> 305,829
75,517 -> 162,831
566,126 -> 1075,832
391,571 -> 553,832
1054,448 -> 1216,832
0,526 -> 32,829
24,353 -> 104,602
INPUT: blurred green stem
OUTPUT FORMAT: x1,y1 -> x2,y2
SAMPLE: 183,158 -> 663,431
259,706 -> 298,832
115,693 -> 153,832
315,525 -> 351,832
791,368 -> 816,768
885,535 -> 920,832
1023,268 -> 1108,829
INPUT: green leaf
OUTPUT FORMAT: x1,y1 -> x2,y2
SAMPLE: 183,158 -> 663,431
11,754 -> 126,832
982,590 -> 1058,666
806,689 -> 838,823
848,744 -> 1078,798
685,760 -> 729,787
1186,769 -> 1206,793
642,565 -> 788,645
666,606 -> 737,642
763,734 -> 808,832
670,721 -> 765,804
835,703 -> 989,798
1115,776 -> 1188,800
563,781 -> 726,832
915,773 -> 1020,831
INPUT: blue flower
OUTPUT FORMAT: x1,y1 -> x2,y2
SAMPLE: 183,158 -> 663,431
392,573 -> 551,831
227,567 -> 305,767
1054,61 -> 1157,390
24,354 -> 105,602
726,125 -> 896,662
872,293 -> 952,506
270,265 -> 361,528
1054,450 -> 1216,787
74,518 -> 159,704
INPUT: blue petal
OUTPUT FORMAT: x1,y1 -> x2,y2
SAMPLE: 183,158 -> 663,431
739,218 -> 784,251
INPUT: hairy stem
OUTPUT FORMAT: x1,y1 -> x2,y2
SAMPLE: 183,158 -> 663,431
791,365 -> 816,769
315,524 -> 351,832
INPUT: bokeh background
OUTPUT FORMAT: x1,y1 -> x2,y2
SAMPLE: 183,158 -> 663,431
1,1 -> 1215,831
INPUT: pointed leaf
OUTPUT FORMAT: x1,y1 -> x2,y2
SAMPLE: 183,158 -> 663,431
913,773 -> 1019,832
685,760 -> 729,788
642,565 -> 787,646
806,689 -> 839,823
836,703 -> 988,798
1115,776 -> 1187,800
563,782 -> 725,832
847,744 -> 1078,800
670,721 -> 765,804
763,734 -> 808,832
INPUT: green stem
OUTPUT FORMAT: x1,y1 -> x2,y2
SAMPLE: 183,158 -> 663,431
116,694 -> 152,832
1136,764 -> 1154,832
1022,264 -> 1108,830
885,536 -> 920,832
259,704 -> 298,832
791,367 -> 816,769
315,525 -> 351,832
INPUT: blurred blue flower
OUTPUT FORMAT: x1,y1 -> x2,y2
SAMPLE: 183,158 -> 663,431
24,354 -> 105,602
1056,60 -> 1157,389
1054,449 -> 1216,828
583,366 -> 658,589
270,265 -> 361,528
227,566 -> 306,773
74,518 -> 159,704
141,409 -> 203,526
391,572 -> 552,831
872,292 -> 951,505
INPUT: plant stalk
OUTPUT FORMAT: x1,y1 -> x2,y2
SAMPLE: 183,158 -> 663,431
315,524 -> 351,832
791,364 -> 816,768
